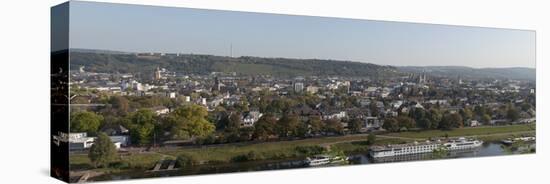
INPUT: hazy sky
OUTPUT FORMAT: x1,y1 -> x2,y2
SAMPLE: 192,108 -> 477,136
69,1 -> 535,68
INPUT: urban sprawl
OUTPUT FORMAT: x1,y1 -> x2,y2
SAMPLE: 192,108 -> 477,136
65,53 -> 536,181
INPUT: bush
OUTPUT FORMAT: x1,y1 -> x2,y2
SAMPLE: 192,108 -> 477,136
295,145 -> 327,156
203,134 -> 217,144
88,133 -> 117,168
366,134 -> 377,145
195,134 -> 217,145
109,161 -> 130,169
231,151 -> 263,162
354,147 -> 369,153
176,153 -> 198,168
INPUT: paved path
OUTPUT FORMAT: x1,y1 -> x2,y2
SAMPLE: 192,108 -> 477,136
149,156 -> 178,172
152,156 -> 166,171
77,172 -> 90,183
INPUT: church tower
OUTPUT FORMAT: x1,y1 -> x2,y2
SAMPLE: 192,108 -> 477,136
154,67 -> 162,80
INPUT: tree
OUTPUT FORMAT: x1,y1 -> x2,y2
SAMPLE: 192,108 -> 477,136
474,105 -> 487,117
417,118 -> 432,129
109,96 -> 129,115
176,153 -> 198,168
440,112 -> 463,130
307,116 -> 323,135
397,116 -> 416,131
520,102 -> 533,111
238,127 -> 255,141
294,120 -> 309,138
460,108 -> 473,122
128,109 -> 156,145
324,118 -> 344,135
482,114 -> 492,125
70,111 -> 103,134
277,114 -> 300,137
382,117 -> 399,132
506,105 -> 520,122
227,112 -> 243,132
166,105 -> 215,140
88,132 -> 117,168
366,133 -> 377,145
221,112 -> 243,142
409,108 -> 426,122
253,114 -> 277,140
348,118 -> 363,134
427,109 -> 442,129
369,101 -> 380,117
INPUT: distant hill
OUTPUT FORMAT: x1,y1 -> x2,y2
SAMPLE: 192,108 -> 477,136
398,66 -> 535,81
69,50 -> 400,78
70,48 -> 132,55
69,49 -> 535,81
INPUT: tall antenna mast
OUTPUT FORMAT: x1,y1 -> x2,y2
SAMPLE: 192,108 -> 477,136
230,43 -> 233,57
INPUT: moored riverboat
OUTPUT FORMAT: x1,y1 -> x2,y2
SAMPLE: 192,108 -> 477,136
369,137 -> 483,158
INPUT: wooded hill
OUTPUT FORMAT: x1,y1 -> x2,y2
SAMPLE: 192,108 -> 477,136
69,50 -> 400,78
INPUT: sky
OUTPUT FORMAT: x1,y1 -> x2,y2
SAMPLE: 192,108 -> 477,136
68,1 -> 535,68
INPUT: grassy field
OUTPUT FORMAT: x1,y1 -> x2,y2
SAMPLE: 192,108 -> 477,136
70,152 -> 166,172
383,124 -> 535,140
156,124 -> 535,163
69,124 -> 535,174
158,134 -> 378,163
69,134 -> 376,172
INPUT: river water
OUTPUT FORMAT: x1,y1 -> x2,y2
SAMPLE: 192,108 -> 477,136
101,141 -> 535,181
349,141 -> 535,164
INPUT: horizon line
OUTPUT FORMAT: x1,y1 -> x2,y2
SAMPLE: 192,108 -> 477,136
69,47 -> 536,70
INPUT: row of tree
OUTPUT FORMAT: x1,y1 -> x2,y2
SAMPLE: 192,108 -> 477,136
71,104 -> 215,146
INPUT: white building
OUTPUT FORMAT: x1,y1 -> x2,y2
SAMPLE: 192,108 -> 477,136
242,111 -> 263,127
167,92 -> 176,99
150,106 -> 170,115
323,111 -> 347,120
68,132 -> 129,151
294,82 -> 304,93
306,86 -> 319,94
365,117 -> 383,130
68,133 -> 94,151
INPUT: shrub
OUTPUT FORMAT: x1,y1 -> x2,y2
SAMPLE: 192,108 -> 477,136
366,134 -> 377,145
109,161 -> 130,169
176,153 -> 198,168
295,145 -> 327,156
231,151 -> 263,162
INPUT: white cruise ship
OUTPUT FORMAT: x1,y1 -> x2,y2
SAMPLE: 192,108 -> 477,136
305,155 -> 348,166
306,155 -> 332,166
369,137 -> 483,158
442,137 -> 483,151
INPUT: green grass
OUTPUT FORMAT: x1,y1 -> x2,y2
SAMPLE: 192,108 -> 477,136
69,154 -> 95,170
478,132 -> 536,142
384,124 -> 535,139
68,135 -> 377,173
69,152 -> 166,172
158,135 -> 378,163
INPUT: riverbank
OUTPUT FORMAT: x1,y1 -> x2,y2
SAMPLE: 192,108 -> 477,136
69,124 -> 535,181
382,124 -> 535,140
